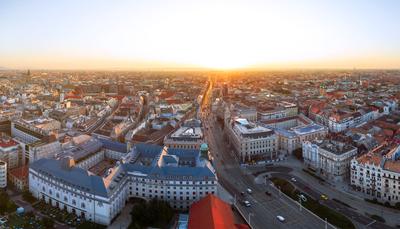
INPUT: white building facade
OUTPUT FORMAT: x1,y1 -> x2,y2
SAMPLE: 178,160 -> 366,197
275,123 -> 327,155
29,144 -> 217,225
164,125 -> 204,150
303,140 -> 357,182
0,160 -> 7,188
226,118 -> 277,162
351,144 -> 400,205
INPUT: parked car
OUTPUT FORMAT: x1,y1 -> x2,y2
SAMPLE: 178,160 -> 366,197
298,194 -> 307,202
243,200 -> 251,207
246,188 -> 253,194
276,215 -> 285,222
265,191 -> 272,196
291,177 -> 297,182
320,194 -> 328,200
0,217 -> 7,225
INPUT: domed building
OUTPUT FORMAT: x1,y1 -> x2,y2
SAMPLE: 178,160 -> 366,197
200,143 -> 210,160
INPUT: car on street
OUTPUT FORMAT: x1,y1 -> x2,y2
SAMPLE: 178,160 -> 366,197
246,188 -> 252,194
243,200 -> 251,207
276,215 -> 285,222
265,191 -> 272,196
291,177 -> 297,182
0,217 -> 7,225
298,194 -> 307,202
240,191 -> 245,196
320,194 -> 328,200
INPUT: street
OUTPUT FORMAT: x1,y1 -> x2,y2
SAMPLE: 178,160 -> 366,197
269,172 -> 393,229
200,80 -> 333,229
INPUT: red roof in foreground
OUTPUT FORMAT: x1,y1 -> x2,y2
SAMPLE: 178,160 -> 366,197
188,194 -> 249,229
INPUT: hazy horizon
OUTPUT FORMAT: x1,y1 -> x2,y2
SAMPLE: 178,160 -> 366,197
1,0 -> 400,70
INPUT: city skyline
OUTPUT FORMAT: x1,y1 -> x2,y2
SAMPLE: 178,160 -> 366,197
2,1 -> 400,228
1,0 -> 400,70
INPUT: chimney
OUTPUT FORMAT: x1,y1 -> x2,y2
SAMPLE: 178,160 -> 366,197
61,156 -> 75,170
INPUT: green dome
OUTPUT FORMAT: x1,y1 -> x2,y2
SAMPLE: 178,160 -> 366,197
200,143 -> 209,151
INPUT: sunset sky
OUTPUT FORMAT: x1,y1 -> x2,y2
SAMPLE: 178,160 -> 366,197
0,0 -> 399,70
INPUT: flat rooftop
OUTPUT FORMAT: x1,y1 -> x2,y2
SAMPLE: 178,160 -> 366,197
234,118 -> 272,134
293,124 -> 326,135
169,126 -> 203,140
314,140 -> 356,155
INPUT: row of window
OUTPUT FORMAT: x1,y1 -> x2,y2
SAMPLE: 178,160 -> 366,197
353,167 -> 400,180
42,186 -> 88,209
131,177 -> 215,185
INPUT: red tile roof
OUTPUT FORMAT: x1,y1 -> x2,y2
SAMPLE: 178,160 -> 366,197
188,194 -> 249,229
9,165 -> 29,180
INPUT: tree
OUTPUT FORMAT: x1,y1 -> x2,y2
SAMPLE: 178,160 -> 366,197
25,211 -> 35,218
22,190 -> 36,203
0,191 -> 16,214
129,199 -> 174,229
0,192 -> 9,214
41,217 -> 55,228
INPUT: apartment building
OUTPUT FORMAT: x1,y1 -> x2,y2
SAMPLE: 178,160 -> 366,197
351,144 -> 400,205
0,161 -> 6,188
164,119 -> 204,150
226,118 -> 277,162
257,101 -> 298,121
0,136 -> 24,169
303,140 -> 357,182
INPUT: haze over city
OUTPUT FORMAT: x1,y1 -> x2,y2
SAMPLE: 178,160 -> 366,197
1,0 -> 400,70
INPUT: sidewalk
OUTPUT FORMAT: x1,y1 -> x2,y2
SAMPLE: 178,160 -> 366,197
108,203 -> 133,229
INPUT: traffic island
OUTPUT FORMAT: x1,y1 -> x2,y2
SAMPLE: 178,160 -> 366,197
270,177 -> 355,229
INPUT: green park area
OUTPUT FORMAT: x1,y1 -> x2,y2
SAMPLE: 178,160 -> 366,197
128,198 -> 175,229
